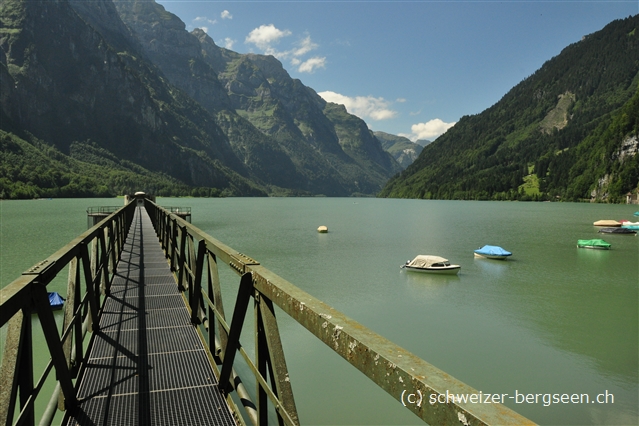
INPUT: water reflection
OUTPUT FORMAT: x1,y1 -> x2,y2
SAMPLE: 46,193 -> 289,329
401,269 -> 459,290
473,256 -> 510,278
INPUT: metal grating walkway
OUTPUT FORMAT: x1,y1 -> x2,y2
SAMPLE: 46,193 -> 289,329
66,206 -> 236,425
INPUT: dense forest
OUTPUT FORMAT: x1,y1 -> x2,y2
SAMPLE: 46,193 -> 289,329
380,15 -> 639,203
0,131 -> 225,199
0,0 -> 400,199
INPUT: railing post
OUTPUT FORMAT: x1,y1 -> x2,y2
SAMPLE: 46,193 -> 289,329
33,285 -> 77,412
60,257 -> 78,379
177,226 -> 187,291
161,213 -> 169,252
255,297 -> 269,425
219,273 -> 254,393
90,233 -> 100,299
80,243 -> 99,333
187,234 -> 197,291
206,251 -> 228,359
258,296 -> 299,425
99,228 -> 109,296
107,222 -> 117,276
170,219 -> 179,272
0,309 -> 34,426
190,239 -> 206,325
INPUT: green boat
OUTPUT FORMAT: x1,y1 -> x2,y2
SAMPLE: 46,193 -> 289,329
577,239 -> 611,250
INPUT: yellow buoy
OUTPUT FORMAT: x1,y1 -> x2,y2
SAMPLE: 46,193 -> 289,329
317,226 -> 328,233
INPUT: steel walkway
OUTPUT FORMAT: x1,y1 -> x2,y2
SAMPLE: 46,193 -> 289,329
66,206 -> 236,425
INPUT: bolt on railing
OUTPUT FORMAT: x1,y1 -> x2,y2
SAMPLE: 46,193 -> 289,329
144,199 -> 536,426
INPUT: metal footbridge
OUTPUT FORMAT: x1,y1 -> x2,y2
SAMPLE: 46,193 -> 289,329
0,195 -> 535,425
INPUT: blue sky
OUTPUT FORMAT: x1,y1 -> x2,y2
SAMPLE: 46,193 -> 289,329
156,0 -> 638,141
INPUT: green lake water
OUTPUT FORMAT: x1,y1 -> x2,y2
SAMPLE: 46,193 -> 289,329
1,198 -> 637,425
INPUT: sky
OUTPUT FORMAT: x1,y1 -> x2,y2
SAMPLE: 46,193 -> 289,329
155,0 -> 638,142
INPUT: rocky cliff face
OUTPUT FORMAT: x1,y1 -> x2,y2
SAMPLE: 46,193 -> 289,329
113,0 -> 401,195
0,0 -> 262,193
1,0 -> 400,196
374,131 -> 424,169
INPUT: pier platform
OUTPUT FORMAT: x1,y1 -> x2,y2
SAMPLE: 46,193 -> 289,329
66,206 -> 236,425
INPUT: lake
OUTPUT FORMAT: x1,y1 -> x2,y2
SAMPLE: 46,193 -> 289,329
1,198 -> 637,425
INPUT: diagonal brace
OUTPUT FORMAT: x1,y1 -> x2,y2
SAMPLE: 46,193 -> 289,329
219,272 -> 254,393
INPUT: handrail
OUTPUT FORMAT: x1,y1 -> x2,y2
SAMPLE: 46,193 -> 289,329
144,199 -> 536,426
86,206 -> 121,215
0,201 -> 136,426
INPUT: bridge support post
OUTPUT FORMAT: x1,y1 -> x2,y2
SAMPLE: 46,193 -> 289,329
219,273 -> 254,393
255,296 -> 299,425
33,285 -> 77,412
59,257 -> 78,410
191,239 -> 206,324
0,309 -> 34,426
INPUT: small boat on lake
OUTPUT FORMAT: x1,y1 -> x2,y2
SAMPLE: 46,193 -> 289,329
621,221 -> 639,230
48,292 -> 65,310
474,245 -> 512,260
598,227 -> 636,235
401,255 -> 461,275
577,239 -> 611,250
593,220 -> 621,227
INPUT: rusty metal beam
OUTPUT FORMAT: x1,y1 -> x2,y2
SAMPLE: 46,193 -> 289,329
219,273 -> 254,393
0,311 -> 27,425
258,296 -> 299,425
249,266 -> 534,426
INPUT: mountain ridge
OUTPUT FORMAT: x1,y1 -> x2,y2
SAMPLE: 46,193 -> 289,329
380,15 -> 639,203
0,0 -> 400,198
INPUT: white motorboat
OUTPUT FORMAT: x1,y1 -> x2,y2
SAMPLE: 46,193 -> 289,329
401,255 -> 461,275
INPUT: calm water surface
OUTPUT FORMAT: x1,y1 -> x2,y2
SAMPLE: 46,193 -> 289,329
1,198 -> 637,425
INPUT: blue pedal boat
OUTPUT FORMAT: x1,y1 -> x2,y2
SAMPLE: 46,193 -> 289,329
474,245 -> 512,260
48,292 -> 65,310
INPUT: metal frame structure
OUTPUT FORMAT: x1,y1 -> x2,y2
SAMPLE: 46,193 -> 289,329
0,201 -> 135,425
145,199 -> 535,426
1,198 -> 535,426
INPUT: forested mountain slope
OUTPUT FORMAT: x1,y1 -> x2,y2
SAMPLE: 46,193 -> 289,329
380,15 -> 639,202
0,0 -> 400,198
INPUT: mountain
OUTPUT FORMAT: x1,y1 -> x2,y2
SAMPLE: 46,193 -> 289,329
380,15 -> 639,203
374,131 -> 424,169
0,0 -> 400,199
0,130 -> 207,199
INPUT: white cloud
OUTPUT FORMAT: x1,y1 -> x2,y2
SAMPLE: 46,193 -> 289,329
221,10 -> 232,20
245,24 -> 292,52
223,38 -> 235,50
245,27 -> 325,74
401,119 -> 456,141
293,35 -> 317,57
396,98 -> 407,103
194,16 -> 216,25
298,57 -> 326,73
318,91 -> 397,121
200,27 -> 209,33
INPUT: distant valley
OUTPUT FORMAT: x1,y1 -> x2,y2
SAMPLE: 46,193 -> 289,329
1,1 -> 637,202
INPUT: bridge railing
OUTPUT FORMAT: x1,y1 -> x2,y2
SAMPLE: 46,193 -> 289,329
0,201 -> 135,426
145,199 -> 535,426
